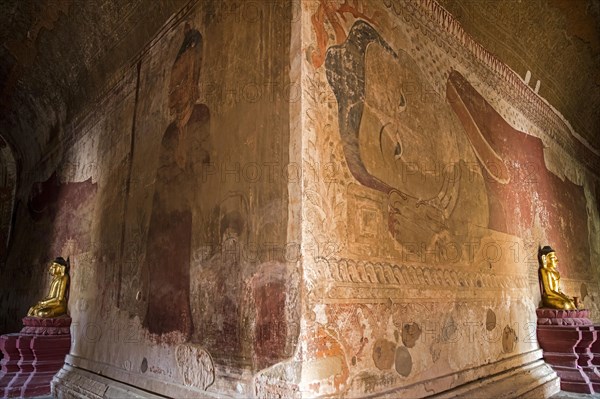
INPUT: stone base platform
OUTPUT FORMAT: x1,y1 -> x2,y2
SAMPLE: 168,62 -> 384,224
53,364 -> 166,399
0,316 -> 71,398
52,349 -> 559,399
536,308 -> 600,394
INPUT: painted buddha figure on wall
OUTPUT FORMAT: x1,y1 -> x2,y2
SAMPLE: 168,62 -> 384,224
144,23 -> 210,338
325,20 -> 488,249
27,257 -> 69,318
538,246 -> 578,310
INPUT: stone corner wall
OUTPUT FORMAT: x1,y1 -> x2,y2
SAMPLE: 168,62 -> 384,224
1,0 -> 598,398
294,0 -> 600,397
1,0 -> 303,397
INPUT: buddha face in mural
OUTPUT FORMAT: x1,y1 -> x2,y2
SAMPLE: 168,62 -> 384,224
168,26 -> 202,124
326,21 -> 476,247
360,43 -> 461,201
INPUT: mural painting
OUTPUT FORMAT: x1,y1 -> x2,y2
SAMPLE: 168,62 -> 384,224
191,193 -> 249,357
107,2 -> 296,388
323,20 -> 592,277
27,173 -> 97,258
143,23 -> 210,338
1,0 -> 597,397
309,0 -> 382,68
302,2 -> 598,396
325,20 -> 488,252
447,71 -> 591,279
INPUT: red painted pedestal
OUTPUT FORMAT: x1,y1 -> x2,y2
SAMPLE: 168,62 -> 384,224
536,308 -> 599,394
592,331 -> 600,369
0,316 -> 71,398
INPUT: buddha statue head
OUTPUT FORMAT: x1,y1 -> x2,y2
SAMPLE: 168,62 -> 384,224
50,256 -> 68,276
540,246 -> 558,269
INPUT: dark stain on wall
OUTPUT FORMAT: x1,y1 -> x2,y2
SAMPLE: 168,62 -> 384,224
486,309 -> 496,331
372,338 -> 395,370
502,325 -> 517,353
394,346 -> 412,376
401,322 -> 421,348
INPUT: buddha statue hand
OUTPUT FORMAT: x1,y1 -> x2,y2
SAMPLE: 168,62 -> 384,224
27,257 -> 70,318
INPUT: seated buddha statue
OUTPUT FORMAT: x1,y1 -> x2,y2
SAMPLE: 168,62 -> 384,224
27,257 -> 69,318
538,246 -> 577,310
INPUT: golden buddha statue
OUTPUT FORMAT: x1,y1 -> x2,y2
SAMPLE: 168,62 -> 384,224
538,246 -> 577,310
27,257 -> 69,318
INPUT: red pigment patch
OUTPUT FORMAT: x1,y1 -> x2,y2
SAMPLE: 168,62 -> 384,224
448,71 -> 591,278
27,172 -> 97,254
254,278 -> 287,369
144,208 -> 193,338
305,325 -> 349,392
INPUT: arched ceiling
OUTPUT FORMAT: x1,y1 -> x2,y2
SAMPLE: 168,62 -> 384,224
0,0 -> 598,170
438,0 -> 600,153
0,0 -> 187,169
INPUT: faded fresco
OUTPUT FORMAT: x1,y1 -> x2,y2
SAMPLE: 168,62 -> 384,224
96,0 -> 295,396
322,19 -> 591,275
325,20 -> 487,250
300,0 -> 599,397
109,2 -> 296,392
1,1 -> 299,397
143,24 -> 210,339
0,0 -> 598,398
447,71 -> 592,280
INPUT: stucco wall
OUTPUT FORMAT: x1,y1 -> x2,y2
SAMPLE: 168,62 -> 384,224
0,1 -> 299,397
297,0 -> 600,396
0,0 -> 598,398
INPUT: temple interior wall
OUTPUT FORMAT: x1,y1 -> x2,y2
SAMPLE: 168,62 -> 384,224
296,0 -> 600,396
0,0 -> 598,398
0,1 -> 300,397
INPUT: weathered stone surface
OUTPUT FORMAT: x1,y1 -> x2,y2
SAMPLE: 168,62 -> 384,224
300,0 -> 597,397
0,0 -> 598,398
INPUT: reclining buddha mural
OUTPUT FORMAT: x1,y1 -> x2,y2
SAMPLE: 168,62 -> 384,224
295,3 -> 598,395
322,19 -> 591,277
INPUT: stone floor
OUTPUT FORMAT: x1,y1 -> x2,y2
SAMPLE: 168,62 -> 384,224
550,392 -> 600,399
22,391 -> 600,398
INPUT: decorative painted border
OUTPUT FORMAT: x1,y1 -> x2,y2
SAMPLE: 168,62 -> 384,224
313,257 -> 530,290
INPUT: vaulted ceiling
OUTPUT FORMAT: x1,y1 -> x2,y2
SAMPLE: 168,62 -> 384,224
439,0 -> 600,154
0,0 -> 187,168
0,0 -> 599,170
